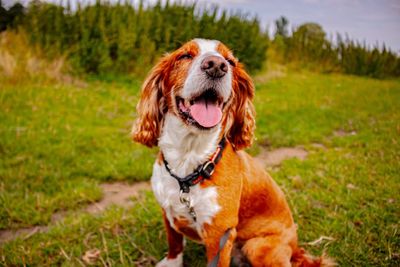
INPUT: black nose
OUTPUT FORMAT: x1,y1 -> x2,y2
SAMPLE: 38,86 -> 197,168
201,56 -> 228,78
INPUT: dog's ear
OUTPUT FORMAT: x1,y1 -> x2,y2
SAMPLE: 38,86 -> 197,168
132,56 -> 170,147
225,63 -> 256,150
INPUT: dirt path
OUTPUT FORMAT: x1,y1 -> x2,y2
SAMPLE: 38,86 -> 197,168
85,181 -> 151,214
0,181 -> 151,244
255,146 -> 308,167
0,145 -> 314,244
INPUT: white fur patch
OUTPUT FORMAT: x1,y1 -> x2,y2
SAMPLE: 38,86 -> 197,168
152,114 -> 221,236
155,253 -> 183,267
158,114 -> 221,176
194,38 -> 219,55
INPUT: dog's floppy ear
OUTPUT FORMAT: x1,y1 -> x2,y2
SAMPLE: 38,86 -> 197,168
225,63 -> 256,150
132,56 -> 170,147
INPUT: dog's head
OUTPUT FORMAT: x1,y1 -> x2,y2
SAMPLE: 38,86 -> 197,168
132,39 -> 255,150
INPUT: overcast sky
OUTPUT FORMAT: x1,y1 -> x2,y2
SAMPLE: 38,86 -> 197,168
5,0 -> 400,53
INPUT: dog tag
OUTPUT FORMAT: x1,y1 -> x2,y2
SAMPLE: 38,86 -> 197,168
179,190 -> 197,222
188,207 -> 197,222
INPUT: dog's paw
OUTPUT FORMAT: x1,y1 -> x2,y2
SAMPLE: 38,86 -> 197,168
155,253 -> 183,267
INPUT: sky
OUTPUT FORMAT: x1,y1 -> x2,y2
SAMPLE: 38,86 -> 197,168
5,0 -> 400,53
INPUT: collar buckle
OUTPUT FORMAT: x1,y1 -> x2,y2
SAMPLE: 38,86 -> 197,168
163,137 -> 226,192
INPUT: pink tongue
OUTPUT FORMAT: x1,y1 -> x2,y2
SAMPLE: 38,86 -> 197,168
189,99 -> 222,128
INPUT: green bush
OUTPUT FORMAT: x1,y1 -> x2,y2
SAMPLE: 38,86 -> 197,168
273,16 -> 400,78
6,1 -> 398,79
18,0 -> 269,75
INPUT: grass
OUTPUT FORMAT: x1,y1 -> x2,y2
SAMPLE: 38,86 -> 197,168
0,70 -> 399,266
0,76 -> 156,229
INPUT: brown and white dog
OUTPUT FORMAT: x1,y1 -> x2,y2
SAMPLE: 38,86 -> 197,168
132,39 -> 334,267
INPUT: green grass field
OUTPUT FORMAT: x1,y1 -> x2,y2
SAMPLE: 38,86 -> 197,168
0,71 -> 399,266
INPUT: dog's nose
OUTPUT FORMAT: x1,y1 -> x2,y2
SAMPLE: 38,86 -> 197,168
201,56 -> 228,78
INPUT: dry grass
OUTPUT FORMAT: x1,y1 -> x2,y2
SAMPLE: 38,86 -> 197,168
253,62 -> 287,84
0,31 -> 84,86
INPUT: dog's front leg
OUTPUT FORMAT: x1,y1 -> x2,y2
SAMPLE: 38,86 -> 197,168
203,227 -> 237,267
156,212 -> 184,267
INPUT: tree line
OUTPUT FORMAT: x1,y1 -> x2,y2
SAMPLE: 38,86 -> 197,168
1,0 -> 268,75
273,16 -> 400,78
1,1 -> 399,78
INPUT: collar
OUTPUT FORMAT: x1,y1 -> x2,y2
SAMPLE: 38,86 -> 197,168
163,138 -> 226,194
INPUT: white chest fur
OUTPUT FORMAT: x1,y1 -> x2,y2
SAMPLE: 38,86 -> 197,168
151,114 -> 222,237
151,163 -> 220,234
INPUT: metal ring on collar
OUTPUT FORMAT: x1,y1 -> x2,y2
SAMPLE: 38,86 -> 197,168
202,161 -> 216,178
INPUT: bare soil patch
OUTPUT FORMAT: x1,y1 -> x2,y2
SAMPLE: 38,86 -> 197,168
85,181 -> 151,214
256,147 -> 308,167
0,181 -> 151,244
0,226 -> 48,244
333,129 -> 357,137
311,143 -> 327,150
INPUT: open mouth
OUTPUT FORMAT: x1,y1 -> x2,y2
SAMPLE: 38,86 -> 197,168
176,89 -> 224,129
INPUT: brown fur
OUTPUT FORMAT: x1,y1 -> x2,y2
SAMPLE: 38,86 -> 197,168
132,40 -> 335,267
162,212 -> 184,259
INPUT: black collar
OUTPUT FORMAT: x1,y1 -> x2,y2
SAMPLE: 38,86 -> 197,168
163,138 -> 226,194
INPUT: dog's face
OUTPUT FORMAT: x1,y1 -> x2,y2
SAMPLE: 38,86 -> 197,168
171,39 -> 234,130
132,39 -> 255,150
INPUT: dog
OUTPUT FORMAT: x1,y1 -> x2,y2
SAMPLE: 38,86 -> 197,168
132,39 -> 334,267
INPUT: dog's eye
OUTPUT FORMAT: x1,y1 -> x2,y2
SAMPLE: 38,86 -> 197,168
227,58 -> 236,67
178,53 -> 193,60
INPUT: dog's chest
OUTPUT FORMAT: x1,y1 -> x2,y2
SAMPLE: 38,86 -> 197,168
151,162 -> 221,237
